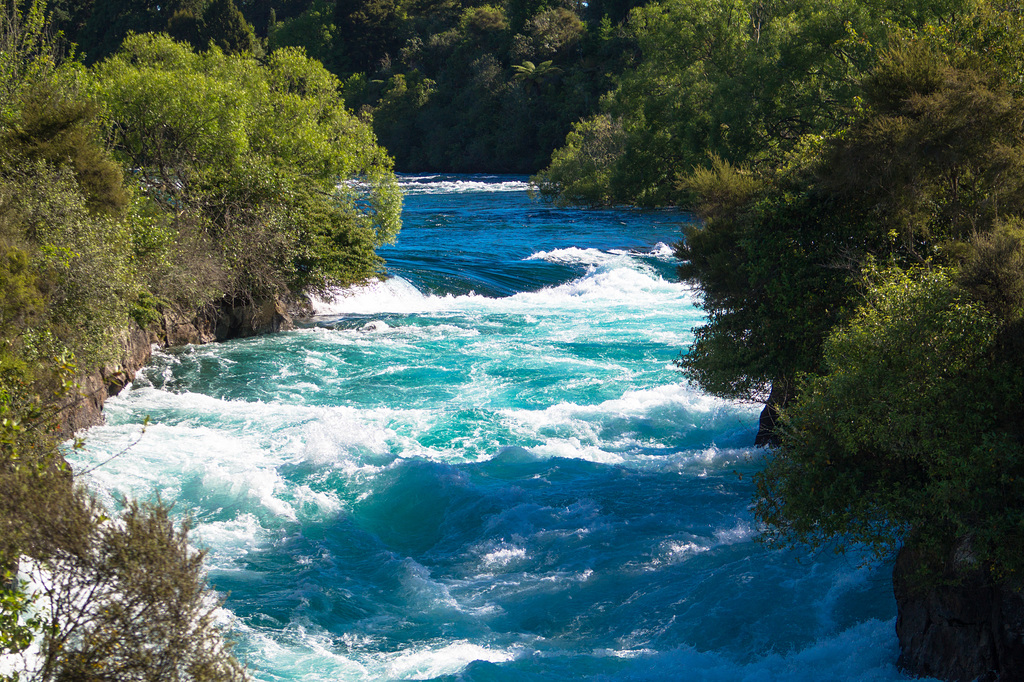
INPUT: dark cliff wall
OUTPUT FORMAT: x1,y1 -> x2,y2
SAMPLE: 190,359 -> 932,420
894,545 -> 1024,681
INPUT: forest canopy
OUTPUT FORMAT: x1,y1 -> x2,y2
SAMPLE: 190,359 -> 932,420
43,0 -> 650,174
534,0 -> 977,205
0,2 -> 399,677
668,1 -> 1024,585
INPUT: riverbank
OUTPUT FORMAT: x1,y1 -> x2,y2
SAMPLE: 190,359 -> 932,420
60,295 -> 303,437
64,175 -> 918,682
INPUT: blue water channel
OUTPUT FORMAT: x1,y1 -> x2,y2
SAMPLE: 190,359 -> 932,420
71,175 -> 919,681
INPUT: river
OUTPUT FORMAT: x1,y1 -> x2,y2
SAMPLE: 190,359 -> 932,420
69,175 -> 918,681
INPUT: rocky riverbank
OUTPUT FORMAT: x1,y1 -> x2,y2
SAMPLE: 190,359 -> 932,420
894,544 -> 1024,681
60,296 -> 297,436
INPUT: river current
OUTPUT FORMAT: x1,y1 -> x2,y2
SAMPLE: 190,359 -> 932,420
71,175 -> 922,681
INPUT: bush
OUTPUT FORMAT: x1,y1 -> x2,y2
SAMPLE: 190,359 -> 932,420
0,362 -> 247,681
91,35 -> 402,300
756,267 -> 1024,579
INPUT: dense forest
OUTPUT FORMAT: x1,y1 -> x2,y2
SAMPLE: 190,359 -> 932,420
41,0 -> 645,173
3,0 -> 1024,678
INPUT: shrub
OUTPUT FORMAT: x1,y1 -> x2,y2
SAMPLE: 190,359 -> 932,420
756,267 -> 1024,579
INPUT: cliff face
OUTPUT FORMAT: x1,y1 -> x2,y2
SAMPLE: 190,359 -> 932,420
894,545 -> 1024,681
61,322 -> 154,436
60,296 -> 294,437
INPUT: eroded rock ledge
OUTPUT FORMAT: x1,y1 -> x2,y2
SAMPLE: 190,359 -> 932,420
61,295 -> 295,436
894,544 -> 1024,681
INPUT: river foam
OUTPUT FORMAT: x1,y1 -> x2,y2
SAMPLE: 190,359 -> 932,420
68,175 -> 922,681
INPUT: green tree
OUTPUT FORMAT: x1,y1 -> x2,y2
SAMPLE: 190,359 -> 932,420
30,499 -> 249,681
676,28 -> 1024,435
90,34 -> 401,298
333,0 -> 405,72
756,267 -> 1024,578
670,5 -> 1024,598
535,0 -> 971,206
167,9 -> 207,51
201,0 -> 258,54
78,0 -> 204,62
512,59 -> 561,86
0,0 -> 62,124
1,1 -> 144,368
521,8 -> 583,60
269,0 -> 336,67
47,0 -> 95,45
534,113 -> 626,205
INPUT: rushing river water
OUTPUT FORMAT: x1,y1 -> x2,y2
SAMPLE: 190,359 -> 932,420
70,175 -> 921,681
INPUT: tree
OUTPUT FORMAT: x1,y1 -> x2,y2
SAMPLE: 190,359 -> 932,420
522,8 -> 583,59
47,0 -> 95,45
0,0 -> 62,123
755,267 -> 1024,578
673,14 -> 1024,675
533,113 -> 626,205
78,0 -> 204,62
1,1 -> 145,368
90,34 -> 401,299
534,0 -> 973,206
201,0 -> 257,54
76,0 -> 259,62
268,0 -> 336,68
332,0 -> 405,73
675,29 -> 1024,435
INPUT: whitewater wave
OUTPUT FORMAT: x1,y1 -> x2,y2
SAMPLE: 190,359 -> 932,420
398,174 -> 531,195
229,617 -> 914,682
642,241 -> 678,260
310,261 -> 695,318
93,378 -> 755,476
308,277 -> 442,315
526,243 -> 677,268
525,247 -> 623,267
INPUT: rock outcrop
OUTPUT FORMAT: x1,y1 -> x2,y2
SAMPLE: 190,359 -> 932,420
60,322 -> 153,436
894,544 -> 1024,681
210,296 -> 293,341
59,295 -> 294,437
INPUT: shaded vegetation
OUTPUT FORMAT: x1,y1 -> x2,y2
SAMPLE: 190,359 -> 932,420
44,0 -> 648,174
0,2 -> 401,678
535,0 -> 974,205
671,2 -> 1024,590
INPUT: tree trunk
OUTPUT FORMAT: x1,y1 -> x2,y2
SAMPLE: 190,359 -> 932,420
754,379 -> 791,447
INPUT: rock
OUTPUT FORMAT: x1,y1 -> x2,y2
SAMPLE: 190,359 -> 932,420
894,543 -> 1024,681
212,296 -> 293,341
59,322 -> 154,436
60,294 -> 295,437
159,307 -> 217,346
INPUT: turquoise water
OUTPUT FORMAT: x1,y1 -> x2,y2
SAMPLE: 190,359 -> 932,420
71,175 -> 918,681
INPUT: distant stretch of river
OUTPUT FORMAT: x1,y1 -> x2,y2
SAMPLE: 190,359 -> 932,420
70,175 -> 924,681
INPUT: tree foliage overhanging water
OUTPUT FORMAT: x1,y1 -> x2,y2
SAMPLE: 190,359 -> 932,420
68,175 -> 913,682
4,0 -> 1024,678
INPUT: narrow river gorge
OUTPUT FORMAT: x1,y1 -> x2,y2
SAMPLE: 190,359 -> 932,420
69,175 -> 914,681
